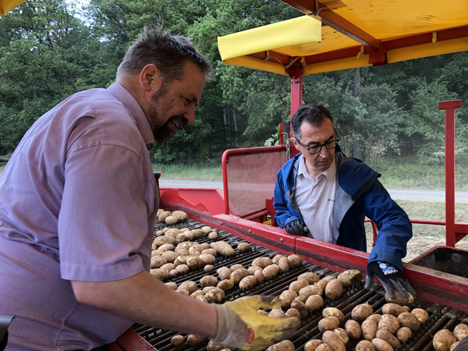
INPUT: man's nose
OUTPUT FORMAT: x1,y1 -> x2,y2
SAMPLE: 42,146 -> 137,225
319,145 -> 330,157
184,106 -> 196,125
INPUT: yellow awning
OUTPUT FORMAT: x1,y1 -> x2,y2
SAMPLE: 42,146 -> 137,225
217,0 -> 468,76
0,0 -> 26,16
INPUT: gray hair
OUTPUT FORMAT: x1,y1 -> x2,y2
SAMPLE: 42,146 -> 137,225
117,26 -> 213,82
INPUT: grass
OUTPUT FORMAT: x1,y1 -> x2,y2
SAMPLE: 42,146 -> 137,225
153,163 -> 223,182
365,200 -> 468,263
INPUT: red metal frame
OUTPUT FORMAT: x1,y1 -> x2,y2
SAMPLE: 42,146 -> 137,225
221,145 -> 287,216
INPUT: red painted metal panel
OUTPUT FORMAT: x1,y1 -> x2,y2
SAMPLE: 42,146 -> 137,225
115,328 -> 156,351
221,146 -> 287,217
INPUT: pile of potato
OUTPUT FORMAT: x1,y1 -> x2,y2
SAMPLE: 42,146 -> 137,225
433,323 -> 468,351
156,208 -> 188,225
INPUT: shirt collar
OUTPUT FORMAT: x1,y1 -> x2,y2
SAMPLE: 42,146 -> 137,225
107,82 -> 155,147
297,153 -> 336,181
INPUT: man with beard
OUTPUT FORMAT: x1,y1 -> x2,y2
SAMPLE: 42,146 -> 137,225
274,104 -> 415,301
0,27 -> 299,351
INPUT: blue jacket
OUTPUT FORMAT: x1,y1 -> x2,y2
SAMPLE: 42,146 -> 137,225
273,149 -> 412,270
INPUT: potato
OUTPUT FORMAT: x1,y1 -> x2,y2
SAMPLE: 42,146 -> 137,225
205,287 -> 225,304
337,269 -> 362,287
290,300 -> 308,318
306,294 -> 324,312
411,308 -> 429,324
433,329 -> 457,351
378,314 -> 400,335
217,267 -> 232,280
322,330 -> 346,351
269,308 -> 287,318
171,210 -> 187,220
210,241 -> 235,256
272,254 -> 285,264
178,281 -> 198,294
203,286 -> 216,293
187,256 -> 204,270
162,251 -> 178,263
165,282 -> 178,290
279,290 -> 298,309
298,272 -> 320,284
150,268 -> 169,281
385,291 -> 415,306
333,328 -> 349,345
161,263 -> 176,272
199,254 -> 216,265
208,231 -> 218,240
316,344 -> 332,351
204,264 -> 215,273
376,328 -> 401,349
237,242 -> 251,253
239,275 -> 257,290
351,303 -> 373,322
397,311 -> 420,331
266,340 -> 295,351
396,326 -> 412,343
158,243 -> 175,252
294,295 -> 307,303
356,340 -> 376,351
175,264 -> 189,274
304,339 -> 322,351
230,268 -> 250,285
190,290 -> 205,298
322,307 -> 344,322
345,319 -> 362,339
382,303 -> 409,317
171,335 -> 185,347
289,279 -> 309,293
165,215 -> 178,225
366,314 -> 381,324
361,319 -> 378,340
285,308 -> 302,319
278,257 -> 291,272
325,279 -> 343,300
217,279 -> 234,292
230,264 -> 244,272
454,323 -> 468,341
157,210 -> 171,222
150,256 -> 167,269
372,338 -> 394,351
318,316 -> 340,332
254,270 -> 265,284
201,226 -> 213,234
201,248 -> 217,256
207,340 -> 227,351
262,264 -> 280,280
200,275 -> 218,288
315,278 -> 330,293
252,257 -> 272,268
299,285 -> 321,298
247,265 -> 262,274
187,334 -> 206,346
287,254 -> 303,268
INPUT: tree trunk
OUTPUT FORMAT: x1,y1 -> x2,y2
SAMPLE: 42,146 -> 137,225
352,68 -> 365,160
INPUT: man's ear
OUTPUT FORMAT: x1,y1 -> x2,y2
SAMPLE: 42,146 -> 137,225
139,64 -> 163,92
291,138 -> 299,149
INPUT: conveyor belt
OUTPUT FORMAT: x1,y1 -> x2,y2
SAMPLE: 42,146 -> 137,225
131,219 -> 468,351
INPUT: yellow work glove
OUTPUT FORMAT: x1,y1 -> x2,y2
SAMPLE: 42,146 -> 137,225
212,295 -> 301,351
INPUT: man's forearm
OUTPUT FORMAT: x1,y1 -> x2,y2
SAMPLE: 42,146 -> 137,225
71,271 -> 217,337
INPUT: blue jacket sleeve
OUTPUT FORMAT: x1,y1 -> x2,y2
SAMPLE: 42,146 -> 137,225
363,179 -> 412,271
273,171 -> 301,228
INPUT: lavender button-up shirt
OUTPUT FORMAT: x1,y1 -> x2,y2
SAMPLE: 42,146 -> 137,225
0,83 -> 158,350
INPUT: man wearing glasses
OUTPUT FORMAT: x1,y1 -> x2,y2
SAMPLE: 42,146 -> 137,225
273,104 -> 415,301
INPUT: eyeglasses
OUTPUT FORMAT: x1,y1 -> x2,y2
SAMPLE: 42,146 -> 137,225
296,138 -> 340,155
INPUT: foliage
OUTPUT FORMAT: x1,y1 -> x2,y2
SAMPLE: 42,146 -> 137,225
0,0 -> 467,166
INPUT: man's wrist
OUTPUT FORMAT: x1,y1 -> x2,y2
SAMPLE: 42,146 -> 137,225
212,304 -> 248,349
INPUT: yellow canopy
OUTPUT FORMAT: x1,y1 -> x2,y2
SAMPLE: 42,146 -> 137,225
0,0 -> 26,16
217,0 -> 468,76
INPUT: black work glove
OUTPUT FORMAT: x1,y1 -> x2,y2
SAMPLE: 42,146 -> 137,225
284,220 -> 308,236
364,261 -> 416,299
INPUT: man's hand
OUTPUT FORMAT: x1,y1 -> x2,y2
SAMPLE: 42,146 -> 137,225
284,219 -> 308,236
364,261 -> 416,299
213,296 -> 300,351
